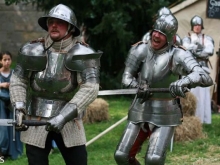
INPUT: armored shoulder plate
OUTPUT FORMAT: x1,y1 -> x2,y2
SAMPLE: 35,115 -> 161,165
17,41 -> 47,71
172,48 -> 199,73
65,43 -> 103,72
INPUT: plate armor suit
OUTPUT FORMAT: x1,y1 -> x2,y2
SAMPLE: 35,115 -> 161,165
182,15 -> 214,124
182,15 -> 214,71
10,41 -> 102,148
9,5 -> 102,150
114,14 -> 213,165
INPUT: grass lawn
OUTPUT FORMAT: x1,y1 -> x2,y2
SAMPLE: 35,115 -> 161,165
2,96 -> 220,165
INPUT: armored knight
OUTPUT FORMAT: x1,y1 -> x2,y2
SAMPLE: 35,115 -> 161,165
114,14 -> 213,165
9,4 -> 102,165
182,15 -> 214,124
142,7 -> 181,46
182,15 -> 214,70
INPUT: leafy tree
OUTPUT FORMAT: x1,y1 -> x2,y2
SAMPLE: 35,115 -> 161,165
5,0 -> 183,89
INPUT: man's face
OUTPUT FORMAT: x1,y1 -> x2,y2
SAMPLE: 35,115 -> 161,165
47,18 -> 69,41
193,25 -> 202,34
151,31 -> 167,50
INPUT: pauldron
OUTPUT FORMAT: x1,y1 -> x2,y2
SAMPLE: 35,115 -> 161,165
14,41 -> 47,78
17,41 -> 47,71
65,43 -> 102,83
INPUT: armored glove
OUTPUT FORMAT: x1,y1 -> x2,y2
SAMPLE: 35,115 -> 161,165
46,103 -> 77,133
14,102 -> 29,131
191,49 -> 202,57
137,84 -> 153,104
169,77 -> 191,98
191,42 -> 204,58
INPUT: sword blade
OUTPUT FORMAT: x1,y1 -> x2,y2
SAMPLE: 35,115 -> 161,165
22,120 -> 48,126
98,88 -> 137,95
98,88 -> 170,96
0,119 -> 48,126
0,119 -> 14,126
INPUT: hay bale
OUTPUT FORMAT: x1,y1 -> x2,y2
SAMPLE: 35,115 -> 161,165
180,92 -> 197,116
83,98 -> 109,124
174,116 -> 204,142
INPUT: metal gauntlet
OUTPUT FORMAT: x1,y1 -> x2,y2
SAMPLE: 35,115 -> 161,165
60,103 -> 78,123
46,103 -> 78,133
14,102 -> 29,131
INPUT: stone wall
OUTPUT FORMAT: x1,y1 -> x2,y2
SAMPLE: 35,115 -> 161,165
0,0 -> 46,58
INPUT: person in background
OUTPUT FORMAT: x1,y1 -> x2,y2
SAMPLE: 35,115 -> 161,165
9,4 -> 102,165
114,14 -> 213,165
50,140 -> 58,154
182,15 -> 214,124
0,51 -> 23,161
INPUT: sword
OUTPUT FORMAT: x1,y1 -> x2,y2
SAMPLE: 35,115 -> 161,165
98,88 -> 170,95
0,119 -> 47,126
0,107 -> 48,141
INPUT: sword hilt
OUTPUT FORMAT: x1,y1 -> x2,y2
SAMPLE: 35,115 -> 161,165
8,120 -> 48,126
148,87 -> 190,93
148,88 -> 170,93
138,87 -> 190,104
22,120 -> 48,126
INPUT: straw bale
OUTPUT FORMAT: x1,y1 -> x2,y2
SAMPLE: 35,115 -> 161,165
180,92 -> 197,116
83,98 -> 109,124
174,116 -> 204,142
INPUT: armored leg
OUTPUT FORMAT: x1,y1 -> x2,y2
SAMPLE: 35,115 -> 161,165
145,126 -> 174,165
114,121 -> 150,165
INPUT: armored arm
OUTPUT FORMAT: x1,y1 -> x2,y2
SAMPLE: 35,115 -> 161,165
46,103 -> 78,133
182,35 -> 214,59
10,41 -> 46,130
65,43 -> 102,115
170,49 -> 213,97
182,37 -> 197,52
182,37 -> 202,58
10,41 -> 46,113
198,35 -> 214,58
122,44 -> 146,88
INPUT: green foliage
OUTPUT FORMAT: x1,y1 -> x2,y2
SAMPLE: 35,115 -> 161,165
5,0 -> 184,89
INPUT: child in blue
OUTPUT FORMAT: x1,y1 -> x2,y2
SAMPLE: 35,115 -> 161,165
0,51 -> 23,160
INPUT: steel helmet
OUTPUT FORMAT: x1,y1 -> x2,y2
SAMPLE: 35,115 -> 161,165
38,4 -> 80,37
152,14 -> 178,46
157,7 -> 172,18
190,15 -> 204,30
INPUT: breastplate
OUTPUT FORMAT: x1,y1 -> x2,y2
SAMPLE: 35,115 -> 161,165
28,51 -> 77,117
140,50 -> 178,99
30,51 -> 77,96
128,50 -> 181,125
141,51 -> 173,84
